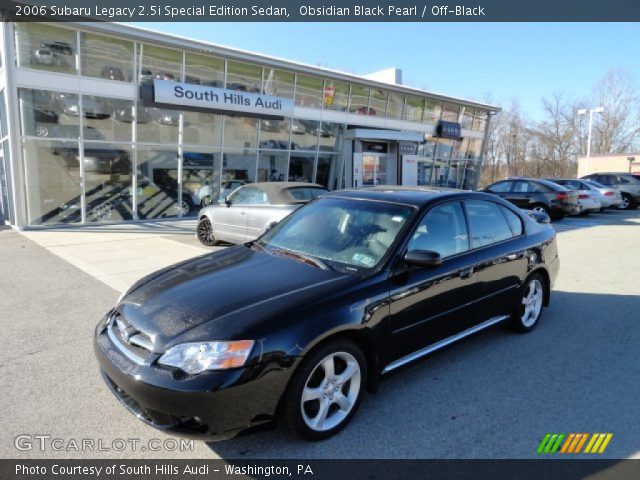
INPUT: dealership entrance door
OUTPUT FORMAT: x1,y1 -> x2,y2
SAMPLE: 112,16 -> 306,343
362,153 -> 388,186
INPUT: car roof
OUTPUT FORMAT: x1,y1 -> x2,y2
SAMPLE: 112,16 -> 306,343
248,182 -> 327,204
323,185 -> 475,207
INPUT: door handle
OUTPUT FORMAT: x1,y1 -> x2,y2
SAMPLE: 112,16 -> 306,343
458,267 -> 474,280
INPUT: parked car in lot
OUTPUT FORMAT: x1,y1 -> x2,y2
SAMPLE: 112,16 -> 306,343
546,178 -> 622,210
196,182 -> 327,245
544,179 -> 601,215
95,187 -> 558,441
580,173 -> 640,210
482,178 -> 579,220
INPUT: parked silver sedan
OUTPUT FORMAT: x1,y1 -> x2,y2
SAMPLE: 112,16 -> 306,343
548,178 -> 622,210
196,182 -> 328,245
545,178 -> 601,214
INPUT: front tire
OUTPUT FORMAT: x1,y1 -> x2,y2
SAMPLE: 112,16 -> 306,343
196,217 -> 217,246
510,273 -> 545,333
281,339 -> 367,441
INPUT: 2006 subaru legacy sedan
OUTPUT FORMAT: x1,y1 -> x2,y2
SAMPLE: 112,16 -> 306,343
95,187 -> 559,441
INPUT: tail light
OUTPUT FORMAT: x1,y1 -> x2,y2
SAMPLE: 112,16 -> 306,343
604,191 -> 614,196
556,192 -> 568,200
578,193 -> 589,199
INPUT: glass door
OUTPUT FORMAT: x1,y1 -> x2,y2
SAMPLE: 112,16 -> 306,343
362,154 -> 388,186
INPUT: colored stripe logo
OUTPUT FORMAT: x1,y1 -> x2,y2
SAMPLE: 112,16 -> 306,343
537,433 -> 613,454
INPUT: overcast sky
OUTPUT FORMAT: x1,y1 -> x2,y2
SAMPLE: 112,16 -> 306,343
131,22 -> 640,120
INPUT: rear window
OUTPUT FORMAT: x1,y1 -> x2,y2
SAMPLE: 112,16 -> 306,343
286,187 -> 328,201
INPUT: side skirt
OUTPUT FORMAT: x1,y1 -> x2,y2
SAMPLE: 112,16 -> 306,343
381,315 -> 510,374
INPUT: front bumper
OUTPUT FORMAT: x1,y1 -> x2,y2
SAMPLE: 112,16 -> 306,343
94,325 -> 298,440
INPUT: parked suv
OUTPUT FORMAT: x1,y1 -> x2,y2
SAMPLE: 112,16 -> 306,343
483,178 -> 579,220
580,173 -> 640,210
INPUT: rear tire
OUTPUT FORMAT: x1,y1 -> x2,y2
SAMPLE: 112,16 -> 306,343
618,194 -> 634,210
280,339 -> 367,441
531,204 -> 551,217
510,273 -> 546,333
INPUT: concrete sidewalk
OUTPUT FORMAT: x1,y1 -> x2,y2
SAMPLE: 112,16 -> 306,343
20,220 -> 222,293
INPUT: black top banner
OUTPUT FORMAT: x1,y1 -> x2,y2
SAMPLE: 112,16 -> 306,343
1,0 -> 640,22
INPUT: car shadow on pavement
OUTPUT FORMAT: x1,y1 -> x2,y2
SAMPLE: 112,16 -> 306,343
205,290 -> 640,460
552,209 -> 639,233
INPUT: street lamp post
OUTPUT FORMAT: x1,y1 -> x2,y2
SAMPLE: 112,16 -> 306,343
577,106 -> 604,175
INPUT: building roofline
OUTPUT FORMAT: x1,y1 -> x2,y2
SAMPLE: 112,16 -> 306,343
71,21 -> 501,113
578,153 -> 640,158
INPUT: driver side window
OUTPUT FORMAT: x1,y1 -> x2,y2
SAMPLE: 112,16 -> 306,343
407,202 -> 469,259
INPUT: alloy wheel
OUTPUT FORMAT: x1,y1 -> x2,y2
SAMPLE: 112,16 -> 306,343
197,218 -> 216,246
618,197 -> 630,210
300,352 -> 361,432
521,279 -> 543,328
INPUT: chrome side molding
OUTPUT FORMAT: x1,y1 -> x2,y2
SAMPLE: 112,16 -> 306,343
382,314 -> 510,374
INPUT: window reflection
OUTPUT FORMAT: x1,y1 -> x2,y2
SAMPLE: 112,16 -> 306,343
222,149 -> 256,187
226,61 -> 261,92
316,154 -> 340,189
257,150 -> 288,182
140,44 -> 181,84
262,69 -> 294,98
83,143 -> 133,222
387,92 -> 405,120
18,88 -> 79,139
15,23 -> 77,74
259,118 -> 291,150
182,149 -> 221,211
403,96 -> 424,122
349,85 -> 372,115
289,153 -> 315,183
184,52 -> 224,86
323,81 -> 349,111
83,96 -> 132,142
24,139 -> 81,225
291,119 -> 318,151
423,101 -> 442,125
472,110 -> 487,132
223,116 -> 258,148
441,102 -> 460,123
81,32 -> 133,82
318,122 -> 342,151
136,105 -> 179,144
295,75 -> 323,108
136,147 -> 182,218
183,111 -> 222,146
369,89 -> 388,117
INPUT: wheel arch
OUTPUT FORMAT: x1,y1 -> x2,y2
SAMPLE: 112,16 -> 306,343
528,266 -> 551,307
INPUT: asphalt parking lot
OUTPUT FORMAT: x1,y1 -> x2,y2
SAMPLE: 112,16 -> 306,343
1,209 -> 639,459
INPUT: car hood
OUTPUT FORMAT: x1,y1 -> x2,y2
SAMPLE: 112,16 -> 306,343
117,246 -> 353,350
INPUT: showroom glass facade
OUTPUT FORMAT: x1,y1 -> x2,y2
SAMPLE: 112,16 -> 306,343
7,22 -> 493,227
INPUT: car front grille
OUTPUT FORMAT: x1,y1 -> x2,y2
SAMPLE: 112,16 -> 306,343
107,312 -> 154,365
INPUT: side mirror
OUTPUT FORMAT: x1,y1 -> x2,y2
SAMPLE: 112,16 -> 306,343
224,196 -> 232,207
264,221 -> 278,233
403,250 -> 442,269
200,195 -> 212,207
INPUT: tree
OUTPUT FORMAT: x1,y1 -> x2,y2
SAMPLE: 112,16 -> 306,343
590,68 -> 640,154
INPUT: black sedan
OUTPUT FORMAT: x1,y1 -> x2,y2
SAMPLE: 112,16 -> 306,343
95,187 -> 559,441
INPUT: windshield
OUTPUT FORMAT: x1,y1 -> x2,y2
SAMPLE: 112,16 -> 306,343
258,197 -> 414,273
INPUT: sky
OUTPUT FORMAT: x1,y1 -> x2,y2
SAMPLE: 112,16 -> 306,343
130,22 -> 640,120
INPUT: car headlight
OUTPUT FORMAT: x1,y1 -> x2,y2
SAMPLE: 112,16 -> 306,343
158,340 -> 255,374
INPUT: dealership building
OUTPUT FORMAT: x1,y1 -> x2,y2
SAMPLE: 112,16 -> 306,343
0,19 -> 499,228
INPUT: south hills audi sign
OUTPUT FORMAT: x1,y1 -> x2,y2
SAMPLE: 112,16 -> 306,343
148,79 -> 294,118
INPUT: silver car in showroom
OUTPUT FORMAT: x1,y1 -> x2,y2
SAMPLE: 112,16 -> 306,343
196,182 -> 328,245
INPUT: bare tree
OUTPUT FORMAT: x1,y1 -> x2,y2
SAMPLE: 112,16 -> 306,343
590,68 -> 640,154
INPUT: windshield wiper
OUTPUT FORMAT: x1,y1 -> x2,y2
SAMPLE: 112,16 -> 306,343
270,248 -> 332,271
